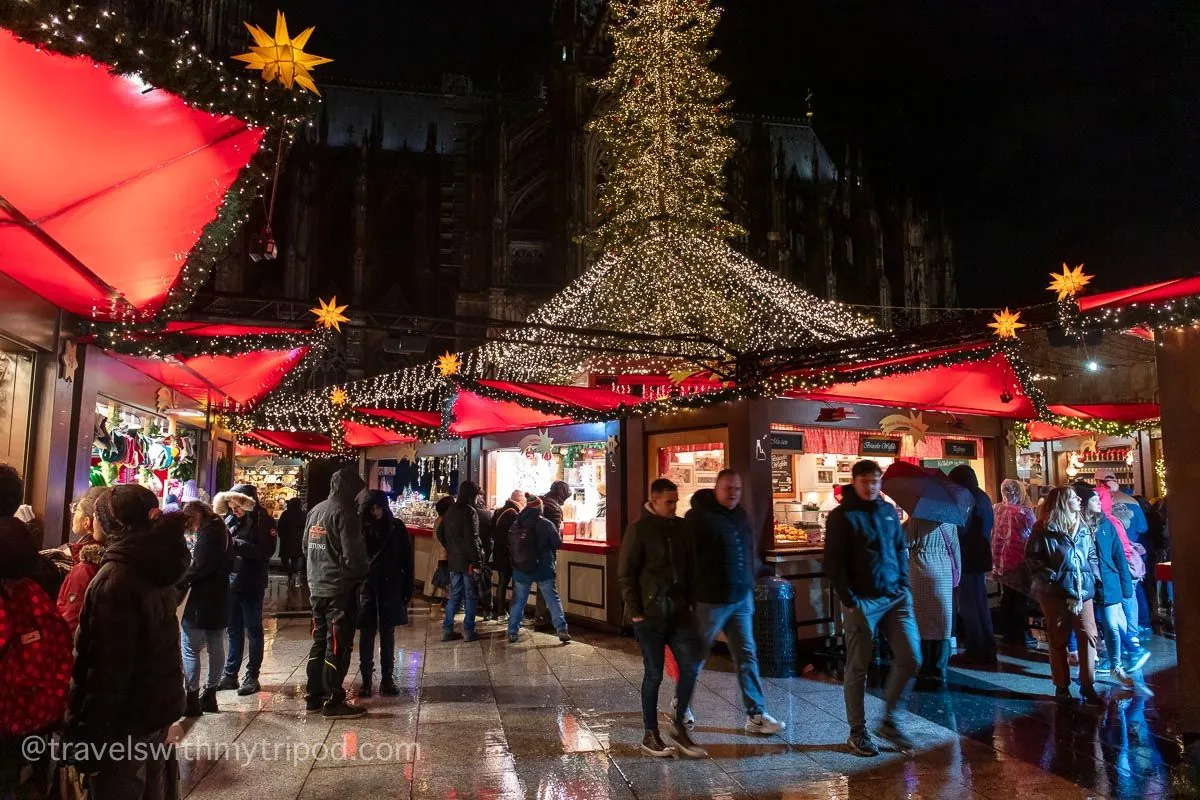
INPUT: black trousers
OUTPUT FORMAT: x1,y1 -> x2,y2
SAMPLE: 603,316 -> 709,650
307,592 -> 358,705
999,585 -> 1031,642
493,568 -> 513,613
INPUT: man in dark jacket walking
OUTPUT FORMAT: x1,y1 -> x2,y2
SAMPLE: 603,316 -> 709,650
216,484 -> 277,696
948,464 -> 997,666
825,460 -> 921,757
439,480 -> 484,641
619,478 -> 706,759
687,470 -> 785,736
488,490 -> 524,620
68,485 -> 190,799
305,468 -> 370,718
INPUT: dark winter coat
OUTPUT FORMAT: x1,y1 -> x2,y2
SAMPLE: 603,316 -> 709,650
824,490 -> 910,608
618,505 -> 695,626
1088,516 -> 1133,607
949,465 -> 994,574
358,491 -> 414,628
541,483 -> 571,531
0,517 -> 61,600
490,501 -> 521,572
277,497 -> 306,562
306,468 -> 370,598
511,506 -> 562,584
1025,519 -> 1098,603
57,535 -> 105,634
179,514 -> 234,630
66,517 -> 190,743
685,489 -> 757,604
439,499 -> 482,573
220,485 -> 277,596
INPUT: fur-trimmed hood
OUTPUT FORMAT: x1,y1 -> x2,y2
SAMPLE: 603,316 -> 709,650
214,490 -> 256,515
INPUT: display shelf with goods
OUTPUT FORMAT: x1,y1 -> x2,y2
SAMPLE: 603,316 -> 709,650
653,440 -> 726,514
233,457 -> 305,518
772,452 -> 895,551
1059,444 -> 1138,490
486,440 -> 608,542
390,491 -> 440,532
90,399 -> 199,506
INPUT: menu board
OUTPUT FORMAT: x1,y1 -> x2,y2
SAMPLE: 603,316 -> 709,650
860,436 -> 902,456
771,451 -> 794,495
943,439 -> 978,459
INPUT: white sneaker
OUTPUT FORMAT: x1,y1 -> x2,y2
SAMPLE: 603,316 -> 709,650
745,712 -> 785,735
669,697 -> 696,730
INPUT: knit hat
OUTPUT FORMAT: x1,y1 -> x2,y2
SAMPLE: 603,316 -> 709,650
1072,482 -> 1096,506
509,489 -> 526,505
181,479 -> 200,503
525,495 -> 543,511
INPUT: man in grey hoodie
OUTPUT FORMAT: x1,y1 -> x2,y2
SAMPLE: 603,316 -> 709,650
305,467 -> 370,718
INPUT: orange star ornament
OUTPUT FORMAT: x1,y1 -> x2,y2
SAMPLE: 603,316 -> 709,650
233,11 -> 332,95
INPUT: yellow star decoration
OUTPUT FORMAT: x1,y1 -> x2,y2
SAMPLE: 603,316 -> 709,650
328,387 -> 348,407
310,296 -> 350,332
1047,263 -> 1093,302
437,352 -> 461,377
988,307 -> 1026,339
233,11 -> 332,95
668,369 -> 694,385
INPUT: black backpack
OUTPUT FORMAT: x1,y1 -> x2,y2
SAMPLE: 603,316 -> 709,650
508,518 -> 539,573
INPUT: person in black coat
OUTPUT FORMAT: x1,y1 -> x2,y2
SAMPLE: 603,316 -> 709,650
357,491 -> 414,698
278,497 -> 306,588
67,485 -> 190,799
215,484 -> 277,696
487,490 -> 524,621
179,501 -> 234,716
948,464 -> 997,666
438,481 -> 484,641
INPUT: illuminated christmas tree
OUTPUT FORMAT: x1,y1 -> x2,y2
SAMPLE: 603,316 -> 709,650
489,0 -> 875,380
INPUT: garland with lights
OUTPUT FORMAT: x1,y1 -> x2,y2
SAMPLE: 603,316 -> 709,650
342,409 -> 439,443
1,0 -> 316,326
91,328 -> 330,359
236,433 -> 341,462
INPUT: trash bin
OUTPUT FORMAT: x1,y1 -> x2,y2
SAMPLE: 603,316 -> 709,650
753,576 -> 797,678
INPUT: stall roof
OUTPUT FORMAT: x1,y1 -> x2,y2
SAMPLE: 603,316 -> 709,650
111,348 -> 307,409
0,30 -> 264,320
790,351 -> 1038,418
1079,276 -> 1200,312
354,408 -> 443,429
246,430 -> 332,454
450,391 -> 576,438
342,419 -> 417,448
1048,403 -> 1160,422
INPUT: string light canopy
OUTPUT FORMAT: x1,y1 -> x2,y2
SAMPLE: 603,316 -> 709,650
0,1 -> 314,328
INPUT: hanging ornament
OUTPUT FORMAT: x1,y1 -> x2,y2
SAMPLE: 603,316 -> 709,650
437,352 -> 462,377
249,223 -> 278,262
311,296 -> 350,332
987,307 -> 1026,339
534,429 -> 555,455
233,11 -> 332,95
59,339 -> 78,382
880,411 -> 929,445
328,386 -> 348,407
1047,263 -> 1093,302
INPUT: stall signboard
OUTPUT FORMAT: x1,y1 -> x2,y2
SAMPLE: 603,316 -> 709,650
921,458 -> 968,474
860,436 -> 901,456
771,451 -> 794,495
769,432 -> 804,453
943,440 -> 978,459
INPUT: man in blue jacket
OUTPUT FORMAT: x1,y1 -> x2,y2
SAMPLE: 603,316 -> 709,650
825,460 -> 921,757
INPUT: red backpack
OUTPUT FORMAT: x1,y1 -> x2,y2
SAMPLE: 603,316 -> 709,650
0,578 -> 73,738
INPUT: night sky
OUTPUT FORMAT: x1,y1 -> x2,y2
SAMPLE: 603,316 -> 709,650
285,1 -> 1200,307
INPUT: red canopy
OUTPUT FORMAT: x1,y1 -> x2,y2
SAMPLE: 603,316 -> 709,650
354,408 -> 442,429
246,430 -> 331,454
112,348 -> 307,409
1026,421 -> 1091,442
475,380 -> 643,412
0,30 -> 264,319
1048,403 -> 1160,422
792,352 -> 1037,418
450,391 -> 575,437
1079,276 -> 1200,312
342,419 -> 417,448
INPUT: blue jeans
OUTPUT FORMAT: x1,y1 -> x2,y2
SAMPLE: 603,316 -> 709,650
695,593 -> 768,716
633,620 -> 702,732
443,571 -> 479,633
1098,602 -> 1127,666
181,618 -> 226,692
508,577 -> 567,635
1122,594 -> 1141,647
223,591 -> 265,680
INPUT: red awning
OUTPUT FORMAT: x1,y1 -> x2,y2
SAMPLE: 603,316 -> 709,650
247,430 -> 331,454
1047,403 -> 1160,422
1027,421 -> 1091,442
342,419 -> 417,448
476,380 -> 644,412
0,30 -> 264,319
791,352 -> 1037,418
1079,276 -> 1200,312
354,408 -> 442,429
164,321 -> 304,337
111,347 -> 307,409
450,391 -> 575,437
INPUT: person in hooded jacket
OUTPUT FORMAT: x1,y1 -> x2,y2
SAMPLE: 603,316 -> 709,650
487,490 -> 524,621
278,497 -> 307,588
179,500 -> 235,716
533,480 -> 573,628
992,479 -> 1037,649
1025,486 -> 1101,705
825,460 -> 921,757
215,484 -> 276,696
1074,483 -> 1136,688
686,470 -> 786,737
66,484 -> 190,799
57,486 -> 108,634
305,468 -> 370,718
439,481 -> 485,641
506,495 -> 570,643
948,464 -> 997,667
357,490 -> 413,698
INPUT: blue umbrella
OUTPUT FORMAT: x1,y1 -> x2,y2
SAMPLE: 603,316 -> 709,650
882,461 -> 974,526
